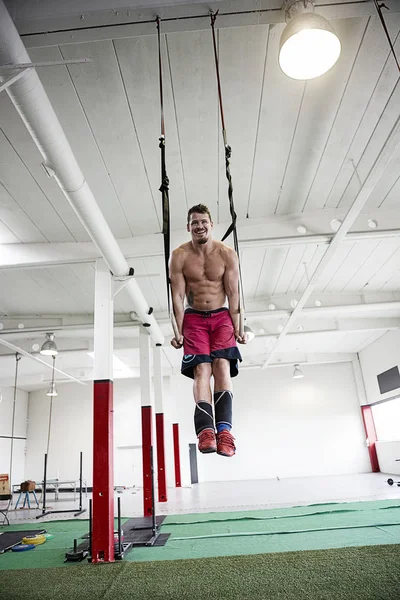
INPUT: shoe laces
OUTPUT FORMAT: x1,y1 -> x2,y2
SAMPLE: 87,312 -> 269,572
217,430 -> 235,446
199,429 -> 215,440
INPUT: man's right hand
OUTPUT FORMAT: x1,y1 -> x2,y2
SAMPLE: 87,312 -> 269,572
171,335 -> 184,349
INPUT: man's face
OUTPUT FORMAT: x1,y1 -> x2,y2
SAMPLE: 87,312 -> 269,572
187,212 -> 213,245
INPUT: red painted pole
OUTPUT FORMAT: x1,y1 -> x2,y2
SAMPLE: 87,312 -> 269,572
361,405 -> 380,472
156,413 -> 167,502
92,379 -> 114,563
141,405 -> 153,516
172,423 -> 181,488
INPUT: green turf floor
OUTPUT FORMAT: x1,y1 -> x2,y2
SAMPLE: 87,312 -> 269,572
1,499 -> 400,571
1,544 -> 400,600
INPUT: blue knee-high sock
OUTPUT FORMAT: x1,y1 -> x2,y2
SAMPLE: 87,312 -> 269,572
214,390 -> 233,433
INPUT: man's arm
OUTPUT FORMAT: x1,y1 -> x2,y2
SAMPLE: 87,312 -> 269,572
169,248 -> 186,348
223,247 -> 246,343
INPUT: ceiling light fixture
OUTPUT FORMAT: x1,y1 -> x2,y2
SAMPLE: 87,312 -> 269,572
268,304 -> 276,311
293,363 -> 304,379
330,218 -> 342,232
367,219 -> 378,229
46,355 -> 58,397
315,299 -> 322,307
297,225 -> 307,234
279,0 -> 341,80
244,325 -> 255,342
40,332 -> 58,356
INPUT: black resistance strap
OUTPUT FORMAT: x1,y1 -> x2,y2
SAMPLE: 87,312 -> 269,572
157,17 -> 180,339
157,18 -> 170,307
210,10 -> 245,318
373,1 -> 400,73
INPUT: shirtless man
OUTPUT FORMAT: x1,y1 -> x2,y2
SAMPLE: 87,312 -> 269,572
169,203 -> 247,457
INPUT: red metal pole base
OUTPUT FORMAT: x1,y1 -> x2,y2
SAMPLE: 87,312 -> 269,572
92,379 -> 114,563
361,405 -> 380,472
156,413 -> 168,502
173,423 -> 182,488
141,405 -> 153,516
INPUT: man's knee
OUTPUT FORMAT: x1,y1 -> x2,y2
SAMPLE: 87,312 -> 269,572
194,362 -> 212,380
212,358 -> 230,375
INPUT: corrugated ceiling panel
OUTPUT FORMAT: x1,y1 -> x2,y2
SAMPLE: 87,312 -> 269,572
217,25 -> 268,223
247,23 -> 304,218
166,30 -> 219,220
276,17 -> 368,216
342,238 -> 400,292
114,35 -> 185,232
28,45 -> 134,239
304,16 -> 400,212
60,40 -> 161,236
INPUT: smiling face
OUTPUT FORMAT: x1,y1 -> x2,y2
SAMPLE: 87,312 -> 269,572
187,211 -> 213,245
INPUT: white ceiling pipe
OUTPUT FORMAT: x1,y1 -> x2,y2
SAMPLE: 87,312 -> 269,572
0,338 -> 86,385
0,1 -> 164,347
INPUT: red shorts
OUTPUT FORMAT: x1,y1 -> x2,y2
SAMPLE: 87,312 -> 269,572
181,307 -> 242,379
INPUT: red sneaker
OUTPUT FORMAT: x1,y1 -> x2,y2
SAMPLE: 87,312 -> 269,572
216,430 -> 236,457
198,429 -> 217,453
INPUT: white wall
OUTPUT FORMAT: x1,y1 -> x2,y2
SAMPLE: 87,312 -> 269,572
359,329 -> 400,405
25,361 -> 371,490
376,441 -> 400,475
0,386 -> 28,487
170,361 -> 371,483
26,377 -> 177,489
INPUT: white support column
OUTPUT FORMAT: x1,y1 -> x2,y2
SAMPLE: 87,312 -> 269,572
94,259 -> 113,380
92,258 -> 114,563
139,327 -> 152,407
153,346 -> 163,415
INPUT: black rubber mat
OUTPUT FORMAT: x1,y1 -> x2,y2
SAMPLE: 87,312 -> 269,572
124,515 -> 167,530
0,529 -> 46,553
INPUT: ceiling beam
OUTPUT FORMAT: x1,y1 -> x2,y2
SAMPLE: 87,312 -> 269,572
262,107 -> 400,369
17,1 -> 400,48
1,225 -> 399,270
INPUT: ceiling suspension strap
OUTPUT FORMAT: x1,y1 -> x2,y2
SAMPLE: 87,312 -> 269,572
210,10 -> 246,327
156,17 -> 179,339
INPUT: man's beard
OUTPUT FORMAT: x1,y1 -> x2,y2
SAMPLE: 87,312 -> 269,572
197,237 -> 207,245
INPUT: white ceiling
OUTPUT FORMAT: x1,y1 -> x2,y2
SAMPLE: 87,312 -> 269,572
0,0 -> 400,389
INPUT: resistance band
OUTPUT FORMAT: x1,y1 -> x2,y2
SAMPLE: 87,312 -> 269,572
210,10 -> 245,335
156,17 -> 179,340
373,1 -> 400,73
156,14 -> 246,337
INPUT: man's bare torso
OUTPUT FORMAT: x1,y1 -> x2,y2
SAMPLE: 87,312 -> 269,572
180,240 -> 228,311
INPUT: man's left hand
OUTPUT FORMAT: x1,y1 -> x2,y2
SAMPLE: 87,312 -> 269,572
235,332 -> 248,344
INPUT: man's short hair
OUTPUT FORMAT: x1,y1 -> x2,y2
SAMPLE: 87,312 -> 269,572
187,204 -> 212,224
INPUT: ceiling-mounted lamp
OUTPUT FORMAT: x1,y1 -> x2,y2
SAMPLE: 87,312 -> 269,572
293,363 -> 304,379
46,355 -> 58,397
279,0 -> 341,80
244,324 -> 256,342
40,332 -> 58,356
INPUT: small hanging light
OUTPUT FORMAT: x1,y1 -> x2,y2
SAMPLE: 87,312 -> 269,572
40,333 -> 58,356
46,355 -> 58,397
293,363 -> 304,379
279,0 -> 341,80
